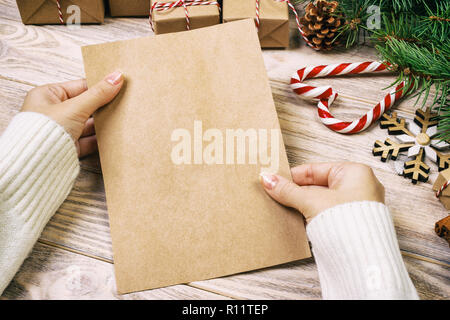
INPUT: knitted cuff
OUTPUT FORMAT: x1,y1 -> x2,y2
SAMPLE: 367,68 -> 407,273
306,201 -> 419,300
0,112 -> 80,294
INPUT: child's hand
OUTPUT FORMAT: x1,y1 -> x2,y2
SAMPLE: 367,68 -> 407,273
260,162 -> 385,223
21,71 -> 124,158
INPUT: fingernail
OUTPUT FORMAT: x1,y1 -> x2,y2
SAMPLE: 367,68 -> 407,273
104,71 -> 123,86
259,173 -> 278,190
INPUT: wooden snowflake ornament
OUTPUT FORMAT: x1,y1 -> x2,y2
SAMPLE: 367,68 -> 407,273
373,109 -> 450,184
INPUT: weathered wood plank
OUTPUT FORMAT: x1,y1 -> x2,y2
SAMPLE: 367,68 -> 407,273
0,77 -> 27,130
190,255 -> 449,300
1,1 -> 152,85
1,242 -> 228,300
404,255 -> 450,300
192,258 -> 321,300
1,0 -> 448,299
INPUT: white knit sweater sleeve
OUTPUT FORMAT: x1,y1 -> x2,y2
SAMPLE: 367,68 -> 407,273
0,112 -> 79,294
306,201 -> 419,300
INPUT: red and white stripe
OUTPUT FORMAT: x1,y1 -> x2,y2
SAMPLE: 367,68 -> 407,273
255,0 -> 261,29
150,0 -> 220,32
436,180 -> 450,198
56,0 -> 64,24
255,0 -> 318,50
290,61 -> 413,134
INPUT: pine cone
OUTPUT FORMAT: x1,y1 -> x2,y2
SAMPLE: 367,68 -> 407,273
299,0 -> 343,51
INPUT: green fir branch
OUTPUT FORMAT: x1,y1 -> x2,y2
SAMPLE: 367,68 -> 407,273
376,39 -> 449,138
335,0 -> 385,47
370,13 -> 420,49
415,1 -> 450,42
436,100 -> 450,141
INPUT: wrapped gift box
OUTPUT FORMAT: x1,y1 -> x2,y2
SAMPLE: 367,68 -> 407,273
223,0 -> 289,48
109,0 -> 149,17
433,168 -> 450,210
16,0 -> 104,25
150,0 -> 221,35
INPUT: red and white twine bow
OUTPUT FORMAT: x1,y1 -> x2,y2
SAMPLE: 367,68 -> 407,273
149,0 -> 220,32
436,180 -> 450,198
290,61 -> 413,134
255,0 -> 318,50
56,0 -> 64,24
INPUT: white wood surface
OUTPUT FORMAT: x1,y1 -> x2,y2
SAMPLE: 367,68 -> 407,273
0,0 -> 448,300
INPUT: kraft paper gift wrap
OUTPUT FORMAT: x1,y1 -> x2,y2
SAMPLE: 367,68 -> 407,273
433,168 -> 450,210
82,19 -> 310,294
16,0 -> 104,25
109,0 -> 149,17
223,0 -> 289,48
149,0 -> 221,35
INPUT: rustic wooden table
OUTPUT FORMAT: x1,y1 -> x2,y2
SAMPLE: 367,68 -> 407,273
0,0 -> 449,300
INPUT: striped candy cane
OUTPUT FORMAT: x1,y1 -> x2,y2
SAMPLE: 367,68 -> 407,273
255,0 -> 318,50
290,61 -> 413,134
56,0 -> 64,24
150,0 -> 220,32
436,180 -> 450,198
